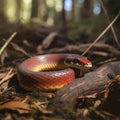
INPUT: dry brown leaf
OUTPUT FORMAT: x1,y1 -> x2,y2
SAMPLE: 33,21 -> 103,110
42,32 -> 58,49
0,101 -> 30,114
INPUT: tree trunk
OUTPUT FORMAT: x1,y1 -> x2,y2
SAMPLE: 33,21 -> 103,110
61,0 -> 66,26
16,0 -> 21,22
31,0 -> 39,18
80,0 -> 93,19
0,0 -> 6,23
71,0 -> 78,21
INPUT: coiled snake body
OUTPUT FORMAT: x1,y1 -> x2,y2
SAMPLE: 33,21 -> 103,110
17,54 -> 92,91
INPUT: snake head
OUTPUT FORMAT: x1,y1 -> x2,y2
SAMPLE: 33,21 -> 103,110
64,57 -> 92,71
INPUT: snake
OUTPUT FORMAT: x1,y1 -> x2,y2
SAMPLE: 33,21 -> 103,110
17,54 -> 92,91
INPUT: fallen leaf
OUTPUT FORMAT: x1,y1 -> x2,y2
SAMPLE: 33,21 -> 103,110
0,101 -> 30,114
42,32 -> 58,49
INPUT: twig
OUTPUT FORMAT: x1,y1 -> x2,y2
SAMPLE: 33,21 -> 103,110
82,11 -> 120,56
33,101 -> 53,114
0,32 -> 17,55
11,42 -> 31,57
97,58 -> 117,65
22,96 -> 30,103
99,0 -> 120,47
0,68 -> 14,85
38,43 -> 120,57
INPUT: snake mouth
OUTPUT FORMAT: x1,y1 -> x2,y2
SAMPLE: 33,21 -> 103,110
84,63 -> 92,68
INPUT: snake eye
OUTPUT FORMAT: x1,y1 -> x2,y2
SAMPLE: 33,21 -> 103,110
65,57 -> 92,70
65,57 -> 85,68
74,58 -> 84,65
73,59 -> 79,63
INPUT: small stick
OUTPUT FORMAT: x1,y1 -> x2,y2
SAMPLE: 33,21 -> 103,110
11,42 -> 31,57
33,101 -> 53,114
0,68 -> 14,85
0,32 -> 17,55
82,11 -> 120,56
100,0 -> 120,47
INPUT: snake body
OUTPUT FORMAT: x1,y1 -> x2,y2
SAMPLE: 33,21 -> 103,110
17,54 -> 92,91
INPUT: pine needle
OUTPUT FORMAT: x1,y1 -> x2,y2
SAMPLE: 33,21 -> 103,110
82,11 -> 120,56
100,0 -> 120,47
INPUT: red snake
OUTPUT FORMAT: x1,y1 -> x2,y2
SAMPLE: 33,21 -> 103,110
17,54 -> 92,91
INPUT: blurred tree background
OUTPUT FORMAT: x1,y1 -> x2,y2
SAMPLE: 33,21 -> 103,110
0,0 -> 120,37
0,0 -> 119,25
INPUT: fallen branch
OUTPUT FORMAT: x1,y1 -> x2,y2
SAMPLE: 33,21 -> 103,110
52,61 -> 120,108
38,43 -> 120,57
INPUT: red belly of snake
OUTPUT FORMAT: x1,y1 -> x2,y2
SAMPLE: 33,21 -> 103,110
17,54 -> 92,91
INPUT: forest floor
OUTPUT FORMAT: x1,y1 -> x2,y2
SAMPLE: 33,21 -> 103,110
0,23 -> 120,120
